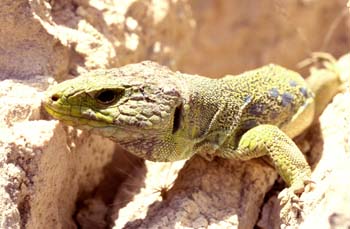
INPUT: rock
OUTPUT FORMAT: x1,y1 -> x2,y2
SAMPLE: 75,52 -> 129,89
178,0 -> 348,78
0,0 -> 194,80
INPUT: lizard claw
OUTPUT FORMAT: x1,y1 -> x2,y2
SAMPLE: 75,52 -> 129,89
303,179 -> 316,193
297,52 -> 338,72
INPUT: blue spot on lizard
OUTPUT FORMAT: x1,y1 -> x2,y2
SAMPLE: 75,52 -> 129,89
289,80 -> 297,87
243,95 -> 252,104
249,103 -> 265,115
281,93 -> 294,107
299,87 -> 308,98
269,88 -> 279,98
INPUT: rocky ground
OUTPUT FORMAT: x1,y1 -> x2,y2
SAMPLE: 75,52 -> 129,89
0,0 -> 349,228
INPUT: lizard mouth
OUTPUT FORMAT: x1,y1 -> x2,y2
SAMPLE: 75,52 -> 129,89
43,98 -> 112,128
44,99 -> 158,144
44,99 -> 146,132
44,103 -> 92,126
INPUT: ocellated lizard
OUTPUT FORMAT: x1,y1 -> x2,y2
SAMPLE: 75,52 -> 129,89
43,57 -> 342,196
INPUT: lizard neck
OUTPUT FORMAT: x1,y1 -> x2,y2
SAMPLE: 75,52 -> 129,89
177,74 -> 239,147
179,74 -> 251,158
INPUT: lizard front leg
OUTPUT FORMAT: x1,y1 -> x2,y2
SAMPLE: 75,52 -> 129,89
224,124 -> 312,219
228,124 -> 311,193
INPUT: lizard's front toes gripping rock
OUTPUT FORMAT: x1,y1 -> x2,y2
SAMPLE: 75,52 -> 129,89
278,177 -> 315,223
278,188 -> 304,223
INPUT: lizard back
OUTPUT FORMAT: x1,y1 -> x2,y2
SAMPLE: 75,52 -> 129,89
189,64 -> 314,156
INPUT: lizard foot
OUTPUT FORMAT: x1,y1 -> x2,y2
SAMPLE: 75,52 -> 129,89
278,180 -> 315,224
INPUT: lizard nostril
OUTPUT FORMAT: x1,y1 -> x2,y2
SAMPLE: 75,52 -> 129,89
51,94 -> 60,102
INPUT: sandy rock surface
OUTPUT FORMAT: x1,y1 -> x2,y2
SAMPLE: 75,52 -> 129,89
112,158 -> 276,229
0,0 -> 194,80
0,0 -> 349,228
178,0 -> 349,77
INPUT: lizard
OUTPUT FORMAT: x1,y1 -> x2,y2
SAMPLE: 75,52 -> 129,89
43,57 -> 342,199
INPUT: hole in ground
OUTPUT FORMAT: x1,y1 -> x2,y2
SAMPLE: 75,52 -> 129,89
73,146 -> 146,228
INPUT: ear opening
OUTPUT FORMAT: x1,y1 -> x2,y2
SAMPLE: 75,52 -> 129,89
172,104 -> 182,134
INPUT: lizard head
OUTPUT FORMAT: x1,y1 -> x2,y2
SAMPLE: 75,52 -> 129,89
43,61 -> 194,161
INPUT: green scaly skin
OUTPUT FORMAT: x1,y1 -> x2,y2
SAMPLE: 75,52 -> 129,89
43,60 -> 341,192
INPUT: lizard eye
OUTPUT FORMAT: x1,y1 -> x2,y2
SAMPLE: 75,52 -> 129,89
95,89 -> 118,105
51,94 -> 60,102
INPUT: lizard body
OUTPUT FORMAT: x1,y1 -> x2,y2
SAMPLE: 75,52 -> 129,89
43,60 -> 341,191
